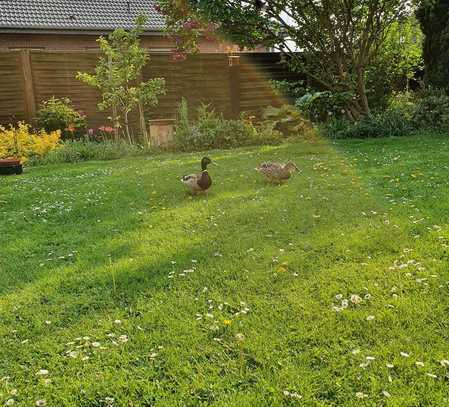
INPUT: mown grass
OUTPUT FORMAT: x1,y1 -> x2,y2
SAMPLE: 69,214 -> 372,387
1,134 -> 449,406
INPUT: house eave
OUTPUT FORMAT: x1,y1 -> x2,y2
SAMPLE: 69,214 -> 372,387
0,27 -> 165,36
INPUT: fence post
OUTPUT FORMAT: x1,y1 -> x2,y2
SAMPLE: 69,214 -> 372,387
229,55 -> 241,118
20,50 -> 37,124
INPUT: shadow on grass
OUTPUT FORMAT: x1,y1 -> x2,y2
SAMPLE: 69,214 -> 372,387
0,148 -> 407,340
3,139 -> 449,405
0,136 -> 418,308
2,137 -> 435,332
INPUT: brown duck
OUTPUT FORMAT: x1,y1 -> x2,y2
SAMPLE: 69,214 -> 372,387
255,161 -> 299,184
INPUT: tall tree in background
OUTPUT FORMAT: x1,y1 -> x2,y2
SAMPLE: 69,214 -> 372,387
416,0 -> 449,91
158,0 -> 413,119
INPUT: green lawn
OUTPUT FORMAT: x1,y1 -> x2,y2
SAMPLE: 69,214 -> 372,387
1,135 -> 449,406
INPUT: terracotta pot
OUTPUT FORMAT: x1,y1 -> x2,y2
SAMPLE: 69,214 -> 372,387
0,158 -> 23,175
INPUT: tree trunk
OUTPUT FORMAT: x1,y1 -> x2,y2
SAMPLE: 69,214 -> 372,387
108,55 -> 120,142
112,109 -> 120,142
346,109 -> 356,121
124,112 -> 132,144
356,67 -> 370,116
347,104 -> 363,121
138,102 -> 150,148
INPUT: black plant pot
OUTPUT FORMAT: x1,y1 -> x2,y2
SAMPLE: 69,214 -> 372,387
0,159 -> 23,175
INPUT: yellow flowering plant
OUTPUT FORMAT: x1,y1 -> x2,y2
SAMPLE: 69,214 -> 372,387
0,122 -> 60,163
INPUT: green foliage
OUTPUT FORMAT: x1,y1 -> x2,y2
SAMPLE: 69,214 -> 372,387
322,89 -> 449,139
413,89 -> 449,129
173,100 -> 284,151
388,91 -> 417,117
29,140 -> 144,165
172,98 -> 191,146
271,17 -> 423,119
367,17 -> 424,110
323,109 -> 415,139
417,0 -> 449,91
191,103 -> 225,149
271,81 -> 353,121
250,119 -> 286,145
36,97 -> 87,140
320,117 -> 353,139
77,15 -> 166,143
270,79 -> 307,100
160,0 -> 413,118
296,91 -> 354,122
262,105 -> 312,134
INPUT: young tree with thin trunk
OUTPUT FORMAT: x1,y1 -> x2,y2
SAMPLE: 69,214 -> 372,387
78,15 -> 166,144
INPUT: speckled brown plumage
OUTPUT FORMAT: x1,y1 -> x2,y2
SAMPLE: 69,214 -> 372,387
255,161 -> 299,184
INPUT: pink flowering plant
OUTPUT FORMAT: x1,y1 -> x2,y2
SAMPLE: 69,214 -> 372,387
97,126 -> 115,141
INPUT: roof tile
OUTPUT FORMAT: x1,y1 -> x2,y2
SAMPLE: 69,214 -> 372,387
0,0 -> 165,31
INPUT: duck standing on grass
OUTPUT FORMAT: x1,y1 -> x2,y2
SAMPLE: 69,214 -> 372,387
255,161 -> 299,184
181,157 -> 216,195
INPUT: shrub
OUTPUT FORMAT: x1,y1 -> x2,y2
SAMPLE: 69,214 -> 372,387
413,89 -> 449,129
320,118 -> 353,139
323,109 -> 415,139
321,89 -> 449,139
172,98 -> 192,148
36,97 -> 87,140
369,109 -> 416,137
29,140 -> 144,166
388,91 -> 417,118
173,101 -> 284,151
248,119 -> 285,145
271,80 -> 353,122
192,103 -> 225,149
262,105 -> 312,135
295,91 -> 353,122
0,122 -> 60,163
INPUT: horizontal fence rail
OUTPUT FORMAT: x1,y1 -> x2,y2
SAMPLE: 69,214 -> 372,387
0,50 -> 304,130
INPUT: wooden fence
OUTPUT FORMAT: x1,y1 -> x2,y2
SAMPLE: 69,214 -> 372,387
0,50 -> 302,130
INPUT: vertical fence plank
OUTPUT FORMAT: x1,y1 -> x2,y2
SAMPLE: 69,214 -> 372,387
20,50 -> 37,123
229,55 -> 241,118
0,51 -> 26,124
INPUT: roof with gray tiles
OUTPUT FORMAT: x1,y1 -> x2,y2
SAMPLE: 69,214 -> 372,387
0,0 -> 165,32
